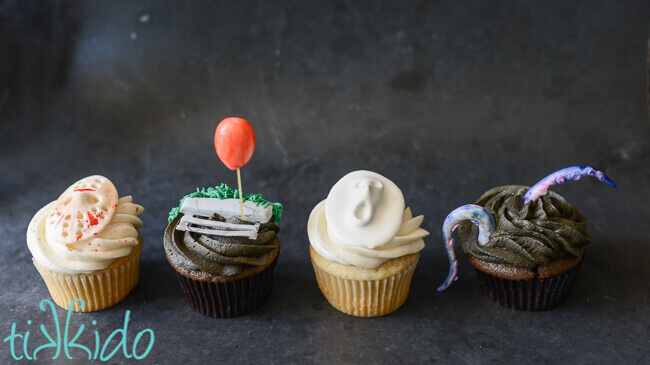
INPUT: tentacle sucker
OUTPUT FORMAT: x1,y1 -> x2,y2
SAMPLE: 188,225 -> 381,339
438,204 -> 495,291
523,165 -> 616,204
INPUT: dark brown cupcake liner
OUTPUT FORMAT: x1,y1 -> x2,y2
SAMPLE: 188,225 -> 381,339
473,260 -> 583,311
175,256 -> 278,318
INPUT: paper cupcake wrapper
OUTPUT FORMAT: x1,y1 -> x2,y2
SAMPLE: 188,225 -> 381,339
311,258 -> 418,317
33,241 -> 142,312
474,260 -> 583,311
175,256 -> 278,318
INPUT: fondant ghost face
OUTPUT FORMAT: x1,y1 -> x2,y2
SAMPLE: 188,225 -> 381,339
45,176 -> 118,244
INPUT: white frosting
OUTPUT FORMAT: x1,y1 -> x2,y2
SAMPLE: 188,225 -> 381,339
27,177 -> 144,275
308,171 -> 429,268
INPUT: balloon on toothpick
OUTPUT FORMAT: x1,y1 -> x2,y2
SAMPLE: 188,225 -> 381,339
214,117 -> 256,220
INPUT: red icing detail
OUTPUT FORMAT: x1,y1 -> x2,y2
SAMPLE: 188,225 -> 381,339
136,206 -> 139,212
75,235 -> 82,242
214,117 -> 256,170
56,215 -> 64,226
94,233 -> 98,236
87,211 -> 99,227
73,189 -> 95,192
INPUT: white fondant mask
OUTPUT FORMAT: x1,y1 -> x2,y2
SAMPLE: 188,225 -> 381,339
325,170 -> 405,249
45,175 -> 119,244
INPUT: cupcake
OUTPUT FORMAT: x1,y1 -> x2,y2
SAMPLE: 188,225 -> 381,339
164,184 -> 282,318
308,170 -> 429,317
438,166 -> 616,310
26,175 -> 144,312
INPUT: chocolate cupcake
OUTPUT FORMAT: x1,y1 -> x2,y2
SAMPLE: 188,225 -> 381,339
164,184 -> 282,317
460,186 -> 589,310
438,166 -> 616,310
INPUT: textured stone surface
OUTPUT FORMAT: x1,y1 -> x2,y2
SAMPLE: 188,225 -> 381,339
1,0 -> 649,363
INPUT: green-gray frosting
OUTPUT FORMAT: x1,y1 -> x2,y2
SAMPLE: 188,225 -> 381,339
459,185 -> 592,269
164,214 -> 280,277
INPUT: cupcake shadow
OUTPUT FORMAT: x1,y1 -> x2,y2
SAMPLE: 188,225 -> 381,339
266,255 -> 445,319
569,238 -> 650,311
112,255 -> 183,312
262,260 -> 324,315
417,238 -> 650,314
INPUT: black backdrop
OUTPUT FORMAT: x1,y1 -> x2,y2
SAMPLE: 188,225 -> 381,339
1,1 -> 649,363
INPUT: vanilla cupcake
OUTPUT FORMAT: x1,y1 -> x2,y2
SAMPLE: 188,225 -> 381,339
27,176 -> 144,312
308,170 -> 429,317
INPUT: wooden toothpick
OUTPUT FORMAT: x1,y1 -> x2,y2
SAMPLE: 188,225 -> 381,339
237,168 -> 244,220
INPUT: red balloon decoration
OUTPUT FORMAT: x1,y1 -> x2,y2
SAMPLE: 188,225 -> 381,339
214,117 -> 256,170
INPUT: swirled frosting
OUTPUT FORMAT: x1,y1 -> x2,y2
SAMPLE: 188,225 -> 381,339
164,215 -> 279,277
308,171 -> 429,269
460,185 -> 592,269
27,195 -> 144,275
165,186 -> 282,277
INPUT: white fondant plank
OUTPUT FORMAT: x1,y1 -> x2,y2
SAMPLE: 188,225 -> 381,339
180,198 -> 272,223
180,215 -> 260,232
177,217 -> 259,239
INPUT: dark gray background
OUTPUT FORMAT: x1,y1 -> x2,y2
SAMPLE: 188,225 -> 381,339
1,0 -> 649,363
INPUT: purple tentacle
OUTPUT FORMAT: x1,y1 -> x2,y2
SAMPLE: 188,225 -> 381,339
438,204 -> 495,292
523,165 -> 616,204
